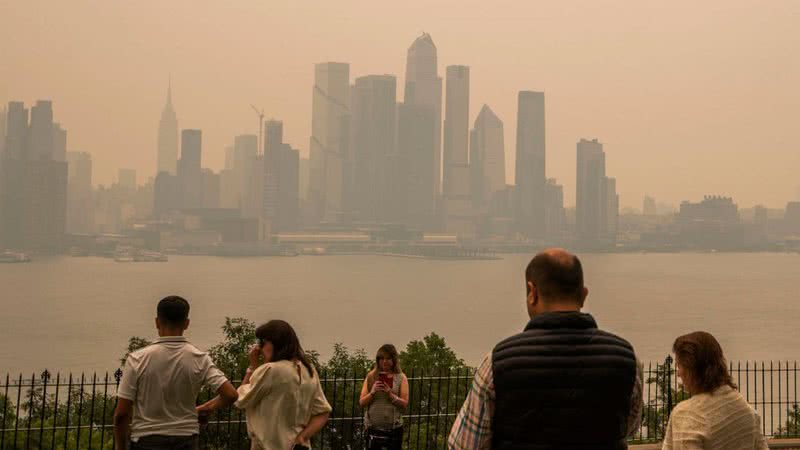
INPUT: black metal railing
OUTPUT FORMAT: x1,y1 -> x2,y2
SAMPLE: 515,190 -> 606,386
1,358 -> 798,449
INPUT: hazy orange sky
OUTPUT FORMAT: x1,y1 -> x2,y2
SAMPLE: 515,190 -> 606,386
1,0 -> 798,209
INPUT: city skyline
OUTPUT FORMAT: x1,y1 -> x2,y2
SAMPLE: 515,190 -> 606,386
1,1 -> 799,208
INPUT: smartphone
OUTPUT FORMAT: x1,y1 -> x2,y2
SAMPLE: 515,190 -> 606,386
378,372 -> 394,387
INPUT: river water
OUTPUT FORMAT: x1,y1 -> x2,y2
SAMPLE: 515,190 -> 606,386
1,253 -> 797,375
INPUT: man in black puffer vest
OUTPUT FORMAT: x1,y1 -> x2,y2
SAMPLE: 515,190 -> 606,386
449,249 -> 642,450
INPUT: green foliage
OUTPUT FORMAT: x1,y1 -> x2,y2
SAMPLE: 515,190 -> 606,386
4,320 -> 475,450
311,334 -> 472,450
313,343 -> 370,450
2,373 -> 118,450
119,336 -> 151,366
0,393 -> 17,433
400,333 -> 471,450
399,332 -> 466,370
208,317 -> 257,380
641,362 -> 690,441
324,343 -> 374,373
776,403 -> 800,437
306,349 -> 323,374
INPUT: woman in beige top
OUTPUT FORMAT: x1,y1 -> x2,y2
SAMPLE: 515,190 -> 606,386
359,344 -> 409,450
662,331 -> 768,450
235,320 -> 332,450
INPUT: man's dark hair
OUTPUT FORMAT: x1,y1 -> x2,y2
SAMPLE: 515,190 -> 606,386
525,252 -> 584,302
157,295 -> 190,326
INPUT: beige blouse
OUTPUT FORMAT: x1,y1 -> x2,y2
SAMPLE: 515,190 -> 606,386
235,360 -> 332,450
662,385 -> 769,450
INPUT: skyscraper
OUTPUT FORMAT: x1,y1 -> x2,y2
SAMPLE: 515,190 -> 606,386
441,65 -> 473,235
0,106 -> 6,176
351,74 -> 397,222
278,143 -> 300,231
544,178 -> 566,240
28,100 -> 54,161
263,120 -> 283,221
265,119 -> 283,153
153,171 -> 179,218
0,159 -> 67,250
3,102 -> 28,160
308,62 -> 350,224
0,101 -> 67,251
52,123 -> 67,162
397,103 -> 437,230
470,104 -> 505,210
177,129 -> 203,209
404,33 -> 443,197
202,169 -> 220,209
0,106 -> 7,157
157,81 -> 179,176
515,91 -> 546,238
576,138 -> 617,245
605,177 -> 619,241
219,144 -> 240,209
232,134 -> 260,218
299,157 -> 309,202
443,66 -> 469,196
66,151 -> 93,234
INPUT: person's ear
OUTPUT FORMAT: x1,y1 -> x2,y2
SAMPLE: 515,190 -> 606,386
527,282 -> 538,307
183,318 -> 190,331
579,287 -> 589,307
155,317 -> 160,330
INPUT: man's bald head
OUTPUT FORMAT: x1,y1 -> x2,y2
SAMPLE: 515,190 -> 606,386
525,248 -> 585,303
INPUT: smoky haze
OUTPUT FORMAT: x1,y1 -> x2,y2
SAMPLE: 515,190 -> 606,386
5,4 -> 800,435
1,0 -> 799,208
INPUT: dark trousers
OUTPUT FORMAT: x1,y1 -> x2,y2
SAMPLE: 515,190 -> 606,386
365,426 -> 403,450
130,434 -> 199,450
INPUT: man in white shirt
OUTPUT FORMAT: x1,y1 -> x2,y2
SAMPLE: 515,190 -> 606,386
113,296 -> 238,450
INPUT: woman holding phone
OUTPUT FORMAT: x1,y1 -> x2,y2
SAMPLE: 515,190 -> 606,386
233,320 -> 332,450
359,344 -> 409,450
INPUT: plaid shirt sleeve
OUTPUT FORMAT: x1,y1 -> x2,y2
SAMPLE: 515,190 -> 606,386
448,352 -> 495,450
626,358 -> 644,437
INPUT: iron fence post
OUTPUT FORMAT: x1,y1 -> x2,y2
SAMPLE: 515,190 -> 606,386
665,355 -> 673,417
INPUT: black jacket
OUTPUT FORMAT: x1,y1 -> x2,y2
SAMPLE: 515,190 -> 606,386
491,311 -> 637,450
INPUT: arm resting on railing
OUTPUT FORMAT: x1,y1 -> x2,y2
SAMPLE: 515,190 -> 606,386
113,398 -> 133,450
196,381 -> 239,414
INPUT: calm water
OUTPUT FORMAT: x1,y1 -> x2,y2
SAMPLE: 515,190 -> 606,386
1,253 -> 798,375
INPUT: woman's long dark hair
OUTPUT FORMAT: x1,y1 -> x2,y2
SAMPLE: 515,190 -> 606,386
673,331 -> 736,394
256,320 -> 315,377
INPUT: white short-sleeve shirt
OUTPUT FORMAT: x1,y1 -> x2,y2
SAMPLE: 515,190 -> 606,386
117,336 -> 228,441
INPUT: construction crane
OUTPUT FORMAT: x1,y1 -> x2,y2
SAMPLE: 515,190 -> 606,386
250,104 -> 265,154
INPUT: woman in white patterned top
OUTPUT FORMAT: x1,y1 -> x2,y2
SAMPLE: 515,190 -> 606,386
359,344 -> 409,450
662,331 -> 768,450
234,320 -> 332,450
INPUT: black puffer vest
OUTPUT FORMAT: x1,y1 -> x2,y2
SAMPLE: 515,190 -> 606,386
491,311 -> 636,450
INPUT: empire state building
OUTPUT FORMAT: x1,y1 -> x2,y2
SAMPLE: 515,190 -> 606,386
157,81 -> 179,175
